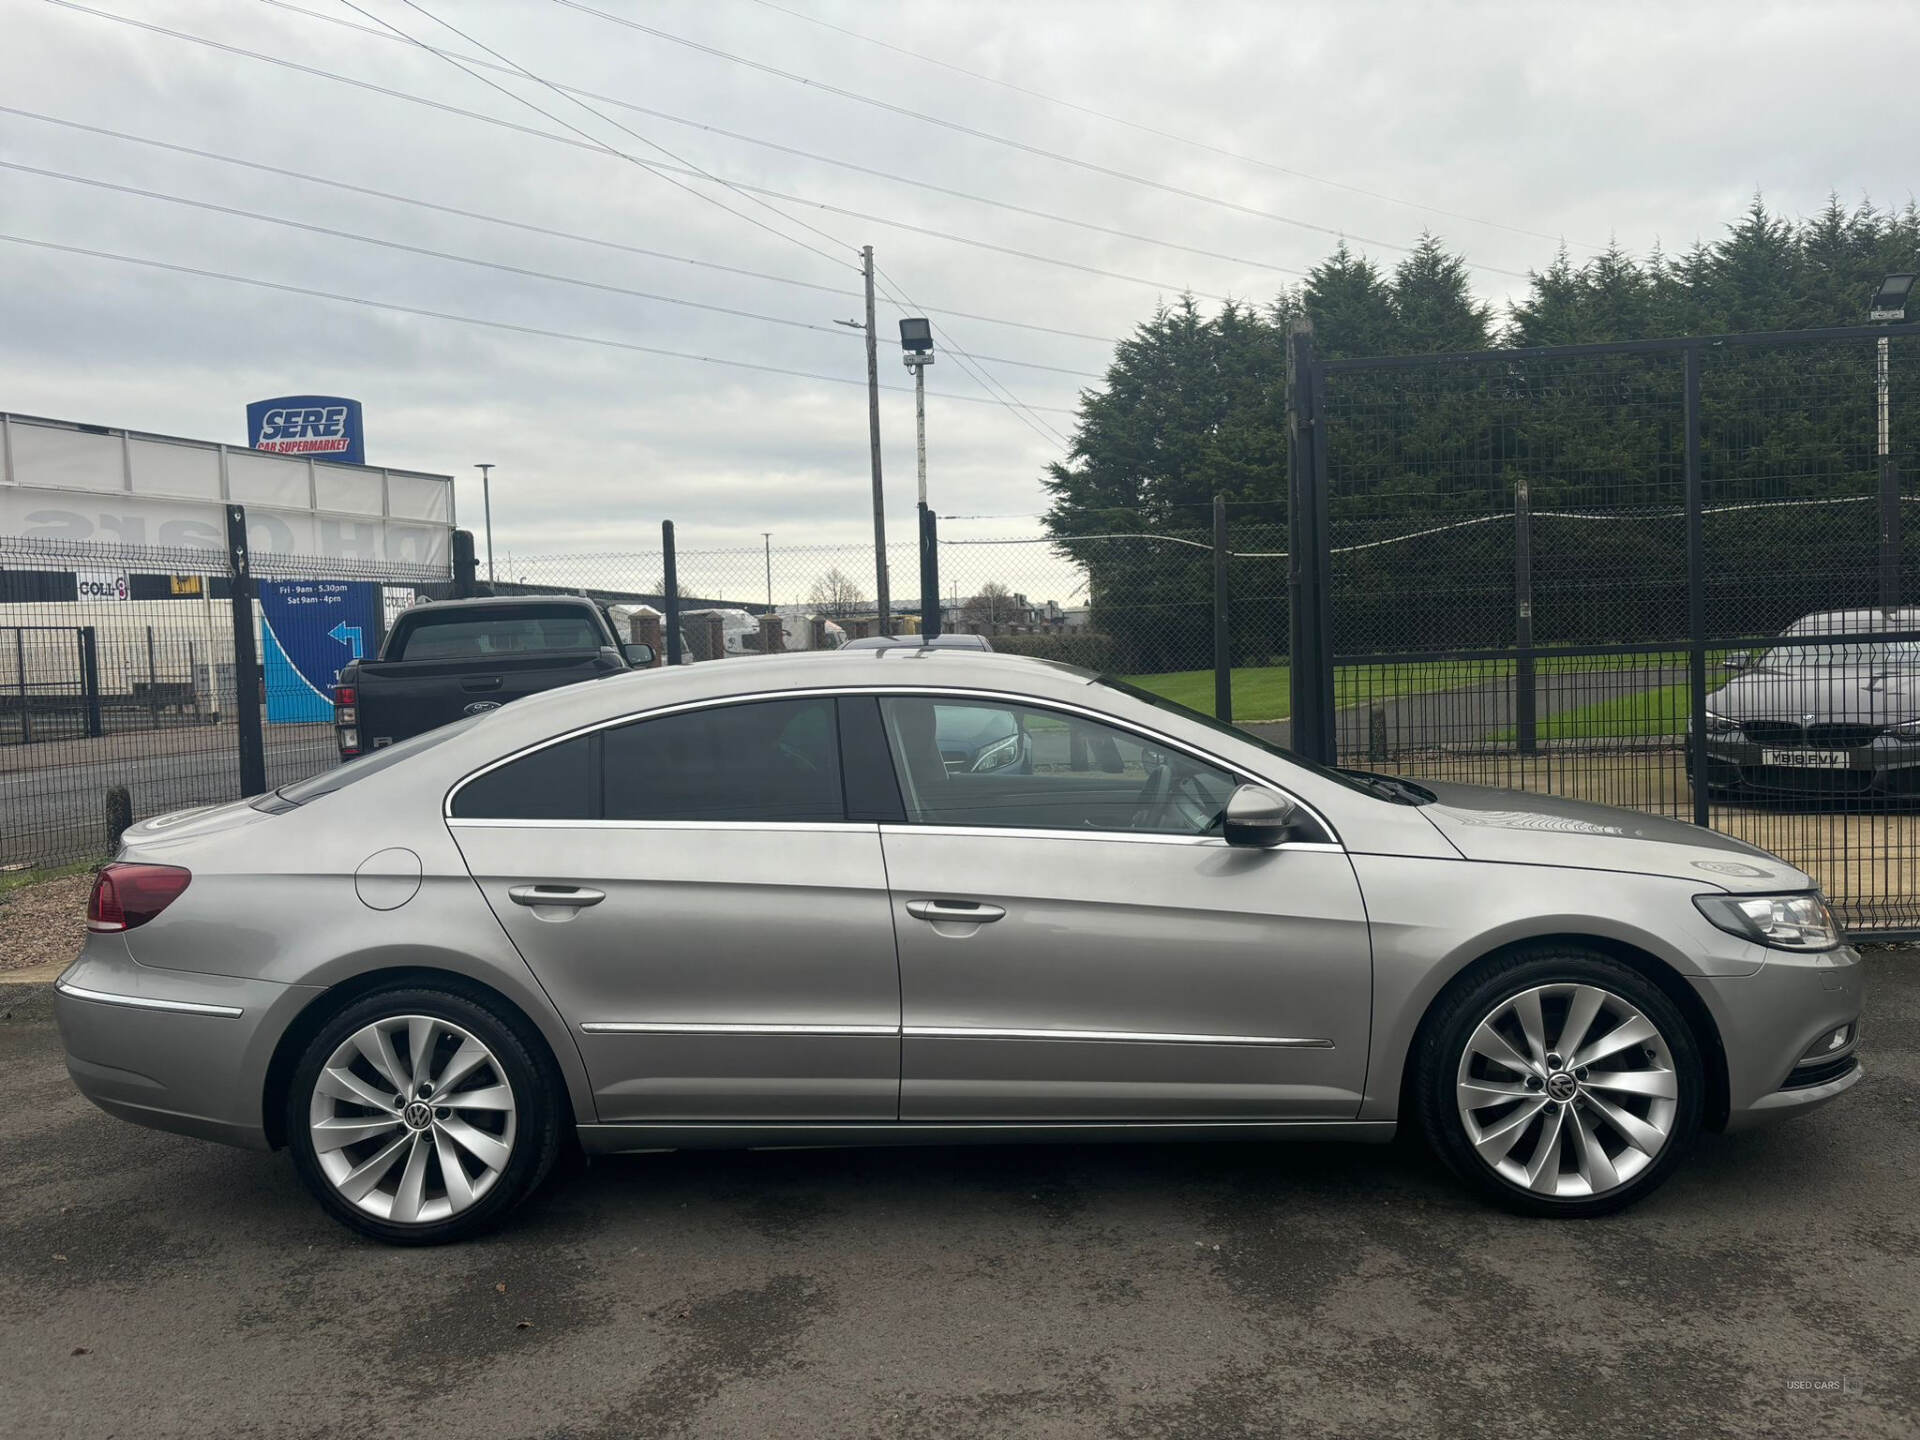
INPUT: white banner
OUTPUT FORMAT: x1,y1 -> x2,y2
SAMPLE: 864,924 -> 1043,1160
74,569 -> 130,601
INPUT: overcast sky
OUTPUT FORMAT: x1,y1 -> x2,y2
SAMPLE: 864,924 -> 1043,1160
4,0 -> 1918,601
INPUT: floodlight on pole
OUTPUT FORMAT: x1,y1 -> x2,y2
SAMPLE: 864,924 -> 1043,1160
474,463 -> 495,584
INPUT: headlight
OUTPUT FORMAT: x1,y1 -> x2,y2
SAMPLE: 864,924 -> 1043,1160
1701,709 -> 1741,737
970,733 -> 1022,772
1694,892 -> 1841,950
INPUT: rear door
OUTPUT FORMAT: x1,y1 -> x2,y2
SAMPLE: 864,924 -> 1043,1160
872,693 -> 1373,1122
447,694 -> 901,1122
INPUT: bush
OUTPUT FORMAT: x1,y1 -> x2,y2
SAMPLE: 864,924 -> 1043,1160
983,632 -> 1121,671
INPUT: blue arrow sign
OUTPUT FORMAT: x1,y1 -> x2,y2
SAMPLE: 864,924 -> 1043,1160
328,621 -> 365,660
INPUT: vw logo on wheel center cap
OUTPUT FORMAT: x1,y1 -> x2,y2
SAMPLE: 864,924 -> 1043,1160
402,1100 -> 434,1130
1545,1071 -> 1579,1101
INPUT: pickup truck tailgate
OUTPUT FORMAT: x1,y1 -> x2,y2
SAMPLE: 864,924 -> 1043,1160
354,650 -> 622,744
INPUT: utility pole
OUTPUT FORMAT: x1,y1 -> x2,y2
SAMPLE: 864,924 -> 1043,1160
474,463 -> 495,584
862,247 -> 889,630
762,532 -> 773,610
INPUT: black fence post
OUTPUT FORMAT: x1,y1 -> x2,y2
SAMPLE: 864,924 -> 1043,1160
1881,335 -> 1902,608
1684,346 -> 1709,828
13,628 -> 29,745
920,506 -> 942,639
78,626 -> 102,738
1212,494 -> 1232,724
662,520 -> 683,666
452,528 -> 478,599
1514,476 -> 1537,755
226,504 -> 267,797
1308,358 -> 1337,764
1286,325 -> 1326,761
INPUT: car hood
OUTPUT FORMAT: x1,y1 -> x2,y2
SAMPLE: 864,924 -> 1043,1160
1413,781 -> 1811,891
1709,666 -> 1920,725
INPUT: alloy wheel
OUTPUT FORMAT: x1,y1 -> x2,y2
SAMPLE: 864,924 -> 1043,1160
1454,983 -> 1679,1198
308,1014 -> 518,1224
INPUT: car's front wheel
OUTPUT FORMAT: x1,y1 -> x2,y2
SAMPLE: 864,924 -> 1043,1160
1416,948 -> 1704,1217
287,986 -> 564,1244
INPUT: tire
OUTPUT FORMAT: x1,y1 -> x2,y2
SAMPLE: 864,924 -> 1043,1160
1414,947 -> 1703,1218
287,985 -> 565,1245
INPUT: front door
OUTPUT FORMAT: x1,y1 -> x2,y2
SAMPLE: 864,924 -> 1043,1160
872,694 -> 1372,1122
449,695 -> 900,1122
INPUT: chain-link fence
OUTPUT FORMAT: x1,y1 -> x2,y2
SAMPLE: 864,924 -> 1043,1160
1306,323 -> 1920,937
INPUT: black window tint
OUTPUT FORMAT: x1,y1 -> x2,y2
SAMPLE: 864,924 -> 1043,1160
451,735 -> 594,819
602,698 -> 843,822
878,697 -> 1233,835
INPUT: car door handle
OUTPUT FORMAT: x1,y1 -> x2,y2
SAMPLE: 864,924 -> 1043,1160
906,899 -> 1005,923
508,884 -> 606,909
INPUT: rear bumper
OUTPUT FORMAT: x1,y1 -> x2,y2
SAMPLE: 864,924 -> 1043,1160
54,939 -> 320,1150
1691,943 -> 1866,1132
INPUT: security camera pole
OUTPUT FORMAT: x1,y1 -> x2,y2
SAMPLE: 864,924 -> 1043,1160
474,463 -> 495,584
900,317 -> 939,638
1870,274 -> 1914,610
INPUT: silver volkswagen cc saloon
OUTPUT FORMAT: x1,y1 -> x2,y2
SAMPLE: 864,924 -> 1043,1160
55,649 -> 1864,1243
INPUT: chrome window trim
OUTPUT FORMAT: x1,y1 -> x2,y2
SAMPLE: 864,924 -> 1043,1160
879,823 -> 1340,853
450,818 -> 868,833
54,978 -> 243,1018
905,1025 -> 1334,1048
580,1021 -> 897,1037
444,683 -> 1339,846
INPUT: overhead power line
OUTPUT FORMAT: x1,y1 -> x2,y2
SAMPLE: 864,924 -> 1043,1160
375,0 -> 1072,444
0,157 -> 1106,380
335,0 -> 855,273
553,0 -> 1538,281
0,232 -> 1081,413
0,106 -> 1118,344
253,0 -> 1311,282
740,0 -> 1603,252
40,2 -> 1231,298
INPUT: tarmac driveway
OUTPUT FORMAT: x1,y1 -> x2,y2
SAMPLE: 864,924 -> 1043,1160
2,955 -> 1915,1440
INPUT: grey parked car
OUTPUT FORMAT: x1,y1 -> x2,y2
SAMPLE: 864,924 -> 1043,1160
57,651 -> 1862,1243
1696,608 -> 1920,800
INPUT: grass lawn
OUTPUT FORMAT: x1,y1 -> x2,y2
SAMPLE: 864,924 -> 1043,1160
0,856 -> 101,897
1494,681 -> 1692,743
1126,652 -> 1692,726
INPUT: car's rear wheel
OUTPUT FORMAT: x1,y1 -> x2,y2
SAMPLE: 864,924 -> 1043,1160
287,986 -> 563,1244
1416,948 -> 1703,1217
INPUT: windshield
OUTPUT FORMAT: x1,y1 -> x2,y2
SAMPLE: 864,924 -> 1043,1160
1096,675 -> 1423,801
1760,639 -> 1920,669
272,716 -> 485,805
392,606 -> 604,660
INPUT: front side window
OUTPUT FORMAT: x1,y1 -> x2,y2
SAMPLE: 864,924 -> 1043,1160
878,696 -> 1233,835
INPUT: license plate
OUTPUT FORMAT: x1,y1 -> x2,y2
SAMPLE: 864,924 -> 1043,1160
1761,749 -> 1850,769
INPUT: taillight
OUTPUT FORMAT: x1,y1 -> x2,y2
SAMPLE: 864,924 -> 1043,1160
335,685 -> 360,754
334,685 -> 356,705
86,863 -> 192,933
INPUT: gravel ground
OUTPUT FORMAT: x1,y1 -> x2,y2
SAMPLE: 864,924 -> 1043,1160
1,952 -> 1914,1438
0,872 -> 90,973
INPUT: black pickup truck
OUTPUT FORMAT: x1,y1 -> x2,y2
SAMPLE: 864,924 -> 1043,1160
333,596 -> 654,759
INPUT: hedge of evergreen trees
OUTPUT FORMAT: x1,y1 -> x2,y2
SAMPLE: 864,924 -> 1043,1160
1044,199 -> 1920,670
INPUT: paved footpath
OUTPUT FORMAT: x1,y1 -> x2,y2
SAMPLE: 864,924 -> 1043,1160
1,953 -> 1914,1439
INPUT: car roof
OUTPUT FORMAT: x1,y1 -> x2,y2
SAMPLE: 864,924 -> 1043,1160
1781,608 -> 1920,635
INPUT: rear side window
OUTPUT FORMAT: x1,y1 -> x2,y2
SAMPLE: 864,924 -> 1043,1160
393,606 -> 604,660
449,735 -> 593,820
449,697 -> 844,823
603,697 -> 841,822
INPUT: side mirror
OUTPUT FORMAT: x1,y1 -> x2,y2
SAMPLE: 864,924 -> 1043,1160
1223,784 -> 1298,848
622,642 -> 656,667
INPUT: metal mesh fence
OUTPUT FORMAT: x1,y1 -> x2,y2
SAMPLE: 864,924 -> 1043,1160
1318,328 -> 1920,936
1,531 -> 446,868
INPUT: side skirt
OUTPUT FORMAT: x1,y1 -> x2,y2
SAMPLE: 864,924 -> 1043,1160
577,1119 -> 1398,1154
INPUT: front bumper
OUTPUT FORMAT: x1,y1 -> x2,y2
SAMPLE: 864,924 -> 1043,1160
54,937 -> 321,1150
1697,736 -> 1920,796
1692,941 -> 1866,1131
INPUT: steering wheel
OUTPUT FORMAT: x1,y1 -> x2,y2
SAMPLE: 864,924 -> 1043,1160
1129,762 -> 1173,828
1132,764 -> 1221,833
